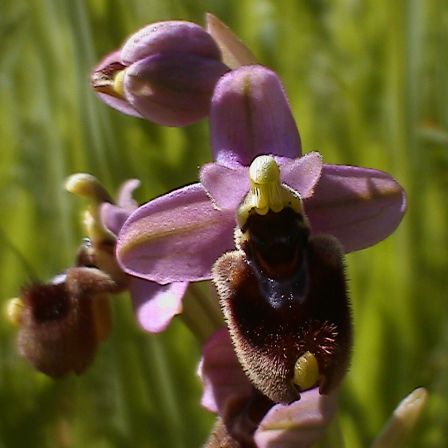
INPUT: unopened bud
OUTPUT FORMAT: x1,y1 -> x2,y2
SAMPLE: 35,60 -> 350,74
124,52 -> 229,126
92,21 -> 230,126
372,387 -> 428,448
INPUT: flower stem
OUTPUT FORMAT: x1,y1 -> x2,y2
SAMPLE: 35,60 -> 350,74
180,282 -> 223,344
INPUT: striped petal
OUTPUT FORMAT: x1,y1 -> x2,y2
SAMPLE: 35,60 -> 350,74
117,183 -> 235,283
211,66 -> 301,168
305,164 -> 407,252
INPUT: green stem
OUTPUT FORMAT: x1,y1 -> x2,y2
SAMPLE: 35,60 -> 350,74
180,282 -> 224,344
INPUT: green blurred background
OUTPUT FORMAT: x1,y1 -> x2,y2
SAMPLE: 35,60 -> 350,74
0,0 -> 447,446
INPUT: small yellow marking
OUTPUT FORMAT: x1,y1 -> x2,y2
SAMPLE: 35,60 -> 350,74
91,70 -> 125,99
293,351 -> 320,390
5,297 -> 24,326
112,70 -> 126,98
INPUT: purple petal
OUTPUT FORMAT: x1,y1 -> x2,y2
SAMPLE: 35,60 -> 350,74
117,179 -> 140,210
211,66 -> 301,168
96,92 -> 142,118
130,278 -> 188,333
92,51 -> 142,118
281,152 -> 323,199
254,388 -> 338,448
124,53 -> 229,126
95,92 -> 142,118
121,21 -> 221,65
100,179 -> 140,236
117,183 -> 235,283
101,203 -> 130,236
198,328 -> 252,413
305,165 -> 407,252
200,163 -> 249,211
94,51 -> 123,72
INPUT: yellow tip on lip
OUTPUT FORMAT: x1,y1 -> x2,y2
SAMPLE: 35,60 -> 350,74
293,351 -> 320,391
237,155 -> 304,228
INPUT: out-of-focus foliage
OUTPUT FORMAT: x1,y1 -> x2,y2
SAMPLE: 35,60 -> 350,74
0,0 -> 447,447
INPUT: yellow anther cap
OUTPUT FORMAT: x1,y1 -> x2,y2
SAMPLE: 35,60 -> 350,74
237,155 -> 304,228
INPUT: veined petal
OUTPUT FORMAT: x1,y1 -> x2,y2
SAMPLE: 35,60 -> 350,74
117,183 -> 235,283
124,53 -> 229,126
198,328 -> 252,413
211,66 -> 301,168
305,165 -> 407,252
254,388 -> 338,448
130,278 -> 188,333
121,21 -> 222,65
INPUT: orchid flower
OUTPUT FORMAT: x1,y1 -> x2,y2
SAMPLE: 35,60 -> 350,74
116,65 -> 406,294
203,149 -> 353,445
7,266 -> 118,378
66,174 -> 188,334
114,65 -> 406,447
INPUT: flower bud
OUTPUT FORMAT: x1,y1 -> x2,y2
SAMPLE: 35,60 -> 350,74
372,387 -> 428,448
124,52 -> 229,126
91,21 -> 230,126
17,267 -> 116,378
